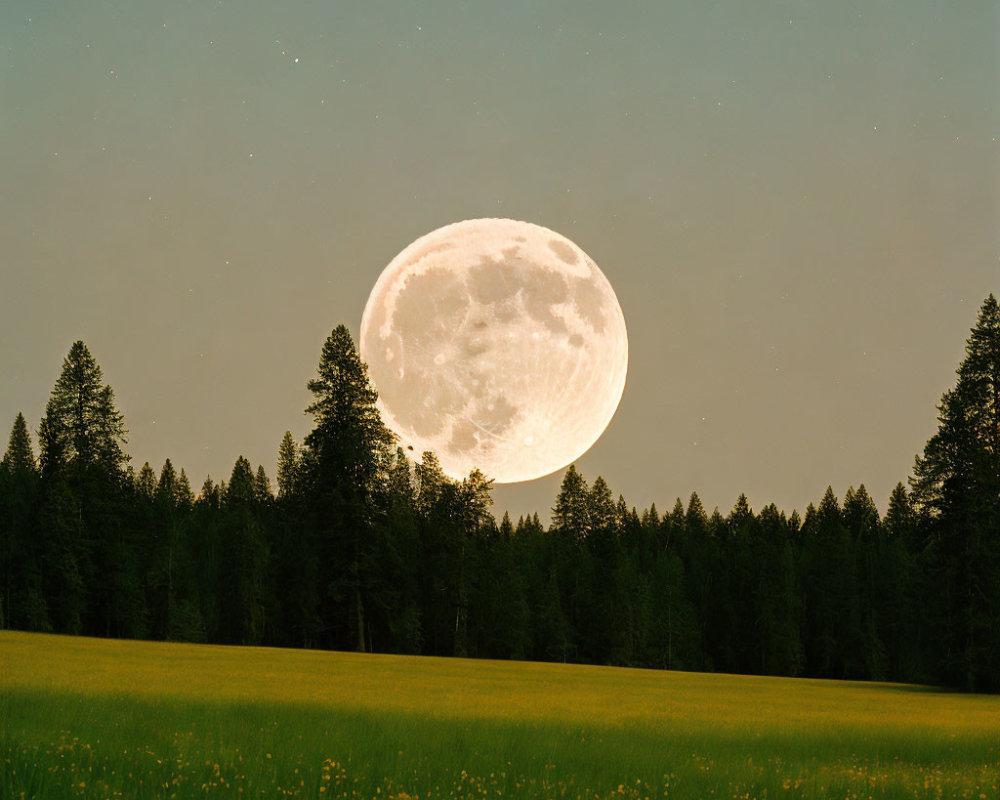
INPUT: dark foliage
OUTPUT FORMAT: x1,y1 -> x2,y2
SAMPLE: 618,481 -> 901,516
2,299 -> 997,691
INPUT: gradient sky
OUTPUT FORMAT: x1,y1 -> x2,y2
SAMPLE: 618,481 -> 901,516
2,1 -> 997,522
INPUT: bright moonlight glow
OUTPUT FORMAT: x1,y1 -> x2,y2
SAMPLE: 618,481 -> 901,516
360,218 -> 628,483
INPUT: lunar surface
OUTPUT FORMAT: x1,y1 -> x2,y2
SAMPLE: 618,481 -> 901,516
359,218 -> 628,483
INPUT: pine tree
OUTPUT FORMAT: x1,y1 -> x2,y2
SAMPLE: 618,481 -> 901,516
676,492 -> 712,669
38,341 -> 128,475
1,413 -> 35,474
254,465 -> 273,504
226,457 -> 256,505
220,456 -> 268,644
452,468 -> 494,656
198,476 -> 219,508
843,485 -> 887,680
885,483 -> 917,545
552,465 -> 591,539
415,451 -> 446,514
459,469 -> 494,531
1,414 -> 47,630
157,459 -> 178,505
276,431 -> 299,498
755,503 -> 802,676
302,326 -> 394,484
413,451 -> 453,655
685,492 -> 708,535
176,469 -> 194,510
36,342 -> 134,637
788,509 -> 802,536
476,509 -> 530,660
300,325 -> 394,652
702,506 -> 736,672
189,475 -> 223,639
147,458 -> 186,639
135,463 -> 156,501
270,429 -> 319,648
911,294 -> 1000,691
883,483 -> 920,681
670,498 -> 685,530
724,494 -> 756,673
377,448 -> 422,653
801,487 -> 862,678
589,476 -> 616,532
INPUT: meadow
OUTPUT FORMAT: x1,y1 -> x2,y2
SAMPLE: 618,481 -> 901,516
2,631 -> 998,799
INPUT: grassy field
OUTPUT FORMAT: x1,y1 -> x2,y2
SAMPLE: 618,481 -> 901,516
2,631 -> 998,799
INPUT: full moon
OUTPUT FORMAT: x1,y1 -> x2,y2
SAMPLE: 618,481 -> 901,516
359,218 -> 628,483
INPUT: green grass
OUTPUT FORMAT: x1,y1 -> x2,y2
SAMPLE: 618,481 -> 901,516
2,631 -> 998,798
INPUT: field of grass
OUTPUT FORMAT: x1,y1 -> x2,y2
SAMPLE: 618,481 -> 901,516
2,631 -> 998,799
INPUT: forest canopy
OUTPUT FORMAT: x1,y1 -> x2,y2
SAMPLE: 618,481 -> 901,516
2,296 -> 997,692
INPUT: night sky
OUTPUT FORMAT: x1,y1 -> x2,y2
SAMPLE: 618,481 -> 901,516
2,1 -> 997,521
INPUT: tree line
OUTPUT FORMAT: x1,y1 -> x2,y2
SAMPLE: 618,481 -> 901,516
1,296 -> 997,691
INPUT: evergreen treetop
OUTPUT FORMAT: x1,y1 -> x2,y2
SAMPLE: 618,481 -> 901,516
303,326 -> 393,481
176,469 -> 194,509
908,294 -> 1000,692
730,493 -> 753,527
912,294 -> 1000,518
276,431 -> 299,497
254,465 -> 273,503
552,464 -> 590,538
226,457 -> 256,506
884,483 -> 915,541
685,492 -> 708,534
136,462 -> 156,500
157,459 -> 178,504
39,341 -> 128,475
2,413 -> 36,475
589,476 -> 615,531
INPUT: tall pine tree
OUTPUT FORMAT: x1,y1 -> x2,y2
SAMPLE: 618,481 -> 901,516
38,341 -> 128,476
36,342 -> 135,637
911,294 -> 1000,691
1,414 -> 47,630
276,431 -> 299,497
300,325 -> 394,651
552,465 -> 591,539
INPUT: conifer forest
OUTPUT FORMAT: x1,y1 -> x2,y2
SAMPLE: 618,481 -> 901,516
2,295 -> 998,693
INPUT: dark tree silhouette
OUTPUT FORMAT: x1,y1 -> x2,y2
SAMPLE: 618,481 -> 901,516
911,294 -> 1000,692
38,341 -> 128,475
552,465 -> 591,540
2,300 -> 996,692
276,431 -> 299,498
1,413 -> 47,631
300,325 -> 394,652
